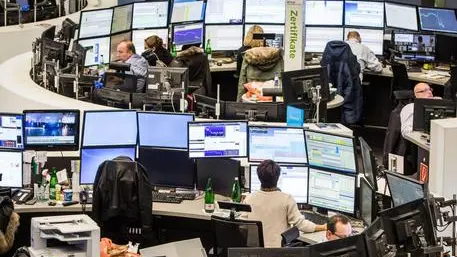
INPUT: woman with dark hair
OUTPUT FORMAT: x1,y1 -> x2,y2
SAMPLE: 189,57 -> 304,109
142,35 -> 173,66
243,159 -> 326,247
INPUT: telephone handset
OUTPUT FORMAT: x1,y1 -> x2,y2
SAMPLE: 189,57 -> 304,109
12,189 -> 33,204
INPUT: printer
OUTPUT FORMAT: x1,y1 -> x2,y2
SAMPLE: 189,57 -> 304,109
29,214 -> 100,257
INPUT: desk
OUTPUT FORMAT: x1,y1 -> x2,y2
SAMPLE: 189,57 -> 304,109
404,131 -> 430,151
364,67 -> 449,86
209,62 -> 236,72
241,94 -> 344,109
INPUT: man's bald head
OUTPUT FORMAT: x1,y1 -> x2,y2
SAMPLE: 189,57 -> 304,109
117,40 -> 136,62
414,82 -> 433,99
347,31 -> 361,42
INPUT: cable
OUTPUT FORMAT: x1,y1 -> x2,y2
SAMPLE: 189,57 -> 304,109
437,222 -> 452,232
171,90 -> 176,112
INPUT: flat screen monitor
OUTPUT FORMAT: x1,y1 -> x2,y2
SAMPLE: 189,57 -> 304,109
360,177 -> 376,226
204,0 -> 243,24
412,98 -> 455,133
344,28 -> 384,55
82,110 -> 137,147
23,110 -> 80,151
196,158 -> 240,197
223,102 -> 286,122
248,126 -> 307,164
188,121 -> 248,158
132,1 -> 168,29
41,38 -> 66,65
308,168 -> 356,216
0,113 -> 23,150
385,2 -> 418,31
205,25 -> 243,51
359,137 -> 377,190
364,218 -> 389,257
132,28 -> 168,55
309,233 -> 367,256
41,25 -> 56,40
62,18 -> 77,44
305,27 -> 344,53
103,72 -> 137,93
305,1 -> 344,26
78,8 -> 113,39
344,1 -> 384,28
385,171 -> 425,207
79,147 -> 136,184
171,0 -> 206,24
250,165 -> 308,204
110,31 -> 132,62
193,94 -> 225,119
393,33 -> 435,62
305,130 -> 357,174
419,7 -> 457,34
228,247 -> 309,257
0,151 -> 23,188
436,34 -> 457,64
245,0 -> 285,24
173,22 -> 204,50
138,112 -> 194,149
139,147 -> 194,188
78,36 -> 110,67
111,4 -> 133,34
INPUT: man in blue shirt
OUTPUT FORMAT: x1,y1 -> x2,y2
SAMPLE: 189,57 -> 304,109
116,40 -> 149,93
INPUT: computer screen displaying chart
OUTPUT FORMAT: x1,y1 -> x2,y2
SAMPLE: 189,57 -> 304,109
305,1 -> 343,25
419,7 -> 457,34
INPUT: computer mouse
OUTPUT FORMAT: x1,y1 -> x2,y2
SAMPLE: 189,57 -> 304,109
217,61 -> 223,66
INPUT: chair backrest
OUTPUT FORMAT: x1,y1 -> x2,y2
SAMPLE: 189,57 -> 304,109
391,62 -> 410,91
211,215 -> 264,257
281,226 -> 301,247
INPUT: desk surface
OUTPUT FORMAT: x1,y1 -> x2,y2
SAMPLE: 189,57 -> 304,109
241,94 -> 344,109
404,131 -> 430,151
209,61 -> 236,72
364,67 -> 449,86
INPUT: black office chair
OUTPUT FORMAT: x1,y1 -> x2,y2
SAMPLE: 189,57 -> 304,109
211,215 -> 264,257
391,62 -> 410,92
281,226 -> 305,247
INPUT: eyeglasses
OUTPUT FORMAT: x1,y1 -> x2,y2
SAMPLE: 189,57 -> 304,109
331,232 -> 350,239
415,88 -> 433,94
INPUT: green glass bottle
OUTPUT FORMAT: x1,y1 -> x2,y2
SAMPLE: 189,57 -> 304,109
204,178 -> 215,213
231,177 -> 241,203
205,39 -> 212,60
171,42 -> 177,58
49,167 -> 57,200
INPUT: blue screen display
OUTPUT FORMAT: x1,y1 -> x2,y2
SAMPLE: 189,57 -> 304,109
80,147 -> 136,184
173,23 -> 204,48
138,112 -> 194,148
24,111 -> 78,146
82,111 -> 137,147
419,7 -> 457,34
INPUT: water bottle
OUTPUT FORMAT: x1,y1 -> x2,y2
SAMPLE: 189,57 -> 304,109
231,177 -> 241,203
171,42 -> 177,58
49,167 -> 57,200
205,39 -> 212,60
204,178 -> 215,213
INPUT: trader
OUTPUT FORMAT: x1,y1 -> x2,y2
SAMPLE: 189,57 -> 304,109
116,40 -> 149,92
346,31 -> 383,81
325,214 -> 353,241
400,82 -> 434,136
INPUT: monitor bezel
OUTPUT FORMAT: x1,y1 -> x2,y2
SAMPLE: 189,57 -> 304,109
187,120 -> 249,159
359,137 -> 378,191
0,149 -> 23,188
22,109 -> 80,151
247,125 -> 307,165
132,0 -> 170,30
170,0 -> 206,24
77,7 -> 114,40
172,21 -> 205,50
137,111 -> 195,149
76,36 -> 112,67
110,3 -> 134,34
384,2 -> 419,32
418,6 -> 457,34
359,176 -> 376,226
384,170 -> 425,207
344,0 -> 385,29
0,112 -> 24,150
412,98 -> 455,133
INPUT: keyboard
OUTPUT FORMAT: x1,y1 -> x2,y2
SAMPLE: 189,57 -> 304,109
151,191 -> 197,204
301,212 -> 330,225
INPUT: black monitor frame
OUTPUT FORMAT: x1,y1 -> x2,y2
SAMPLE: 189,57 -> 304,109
61,18 -> 77,45
110,3 -> 133,34
412,98 -> 455,133
435,34 -> 457,64
309,233 -> 368,257
0,112 -> 23,150
170,0 -> 206,24
41,25 -> 56,40
385,170 -> 425,208
41,38 -> 66,66
359,176 -> 377,226
392,31 -> 436,62
418,6 -> 457,34
224,102 -> 286,122
193,94 -> 225,119
77,7 -> 114,40
171,21 -> 204,50
359,137 -> 378,191
364,217 -> 389,257
103,72 -> 138,93
384,2 -> 419,32
71,42 -> 87,72
132,1 -> 169,30
196,158 -> 241,197
147,66 -> 190,94
22,109 -> 80,151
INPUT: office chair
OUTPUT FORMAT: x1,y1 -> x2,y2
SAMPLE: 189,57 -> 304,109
211,215 -> 264,257
281,226 -> 305,247
391,62 -> 410,92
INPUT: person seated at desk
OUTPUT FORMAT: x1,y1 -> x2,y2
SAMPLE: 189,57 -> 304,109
400,82 -> 434,136
243,160 -> 326,248
116,40 -> 149,93
142,35 -> 174,67
346,31 -> 382,82
325,214 -> 352,242
236,25 -> 265,77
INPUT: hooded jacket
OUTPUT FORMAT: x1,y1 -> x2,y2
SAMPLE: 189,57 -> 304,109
0,212 -> 19,255
237,47 -> 284,101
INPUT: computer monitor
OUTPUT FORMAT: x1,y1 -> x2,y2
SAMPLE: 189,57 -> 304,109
305,27 -> 344,53
305,0 -> 344,26
418,7 -> 457,34
132,1 -> 168,29
103,72 -> 137,93
385,171 -> 425,207
137,112 -> 194,149
250,165 -> 308,204
360,177 -> 376,226
228,247 -> 309,257
359,137 -> 378,191
393,33 -> 435,62
379,198 -> 437,252
82,110 -> 137,147
196,158 -> 240,197
72,42 -> 87,71
61,18 -> 78,44
224,102 -> 286,122
309,233 -> 367,257
308,168 -> 356,216
305,130 -> 357,174
0,151 -> 23,188
78,8 -> 113,39
138,147 -> 194,189
243,24 -> 284,38
0,113 -> 23,150
173,22 -> 204,50
204,0 -> 243,24
110,31 -> 132,62
245,0 -> 285,24
188,121 -> 248,158
23,110 -> 80,151
344,0 -> 384,28
77,36 -> 110,67
111,4 -> 133,34
147,66 -> 190,94
205,25 -> 242,51
435,34 -> 457,64
385,2 -> 419,31
41,38 -> 66,65
412,98 -> 455,134
171,0 -> 206,24
41,25 -> 56,40
193,94 -> 225,119
248,126 -> 306,164
344,28 -> 384,55
364,218 -> 389,257
132,28 -> 168,55
79,147 -> 136,184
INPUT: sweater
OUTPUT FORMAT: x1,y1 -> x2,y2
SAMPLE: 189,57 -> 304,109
243,190 -> 316,247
